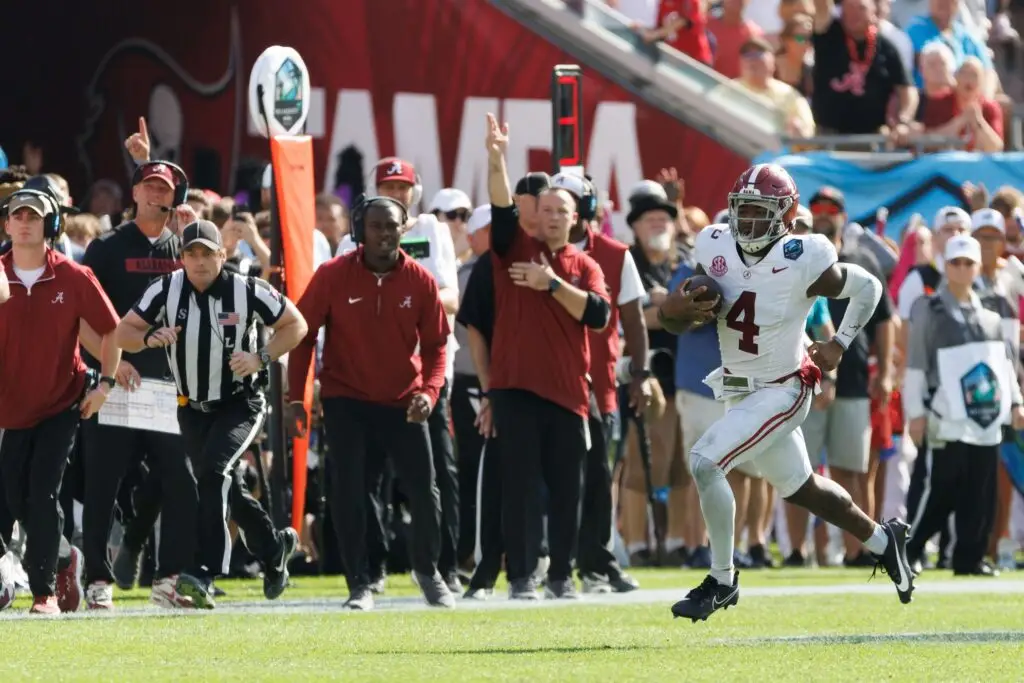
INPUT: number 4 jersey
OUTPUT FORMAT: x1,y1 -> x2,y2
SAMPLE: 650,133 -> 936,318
695,224 -> 837,382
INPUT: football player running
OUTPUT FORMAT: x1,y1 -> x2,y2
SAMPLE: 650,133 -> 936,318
659,164 -> 914,622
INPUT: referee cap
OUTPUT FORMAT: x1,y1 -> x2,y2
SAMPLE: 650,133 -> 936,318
182,220 -> 223,251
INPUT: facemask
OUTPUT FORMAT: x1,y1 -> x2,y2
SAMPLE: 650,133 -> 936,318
646,232 -> 672,252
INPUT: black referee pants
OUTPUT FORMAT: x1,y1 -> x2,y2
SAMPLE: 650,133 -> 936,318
907,440 -> 998,573
428,381 -> 459,577
577,412 -> 622,579
322,396 -> 441,592
492,389 -> 586,583
81,419 -> 197,585
467,438 -> 504,590
451,373 -> 486,565
178,395 -> 279,578
0,407 -> 79,597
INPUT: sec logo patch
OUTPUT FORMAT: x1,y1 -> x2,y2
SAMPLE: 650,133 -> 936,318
709,255 -> 728,277
783,239 -> 803,261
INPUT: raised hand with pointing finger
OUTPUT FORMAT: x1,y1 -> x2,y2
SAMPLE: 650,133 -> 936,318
485,113 -> 509,158
125,116 -> 151,164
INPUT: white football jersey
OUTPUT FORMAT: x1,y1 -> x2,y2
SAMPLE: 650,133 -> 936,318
695,224 -> 837,381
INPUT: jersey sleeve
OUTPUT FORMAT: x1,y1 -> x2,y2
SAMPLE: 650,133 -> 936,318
132,274 -> 171,326
618,250 -> 645,305
798,234 -> 838,292
251,278 -> 287,325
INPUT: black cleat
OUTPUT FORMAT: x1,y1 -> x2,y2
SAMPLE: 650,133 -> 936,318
671,572 -> 740,623
264,528 -> 299,600
176,573 -> 216,610
871,519 -> 915,604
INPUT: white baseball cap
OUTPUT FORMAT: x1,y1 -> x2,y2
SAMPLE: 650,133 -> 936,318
428,188 -> 472,214
944,234 -> 982,263
551,172 -> 587,200
467,205 -> 491,235
932,206 -> 971,231
971,207 -> 1005,234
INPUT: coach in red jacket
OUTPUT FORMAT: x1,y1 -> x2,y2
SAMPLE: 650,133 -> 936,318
288,195 -> 452,611
484,114 -> 611,600
0,190 -> 121,615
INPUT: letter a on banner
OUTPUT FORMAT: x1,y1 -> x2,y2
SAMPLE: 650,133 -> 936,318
271,135 -> 315,532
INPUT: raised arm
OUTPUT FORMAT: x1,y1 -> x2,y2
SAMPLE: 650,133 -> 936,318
485,113 -> 517,257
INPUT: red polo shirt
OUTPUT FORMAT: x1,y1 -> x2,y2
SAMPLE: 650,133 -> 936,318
0,248 -> 119,429
489,205 -> 609,418
581,229 -> 629,416
288,247 -> 449,408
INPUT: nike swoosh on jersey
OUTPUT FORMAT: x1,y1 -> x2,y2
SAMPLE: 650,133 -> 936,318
772,266 -> 789,274
348,297 -> 363,304
712,587 -> 739,609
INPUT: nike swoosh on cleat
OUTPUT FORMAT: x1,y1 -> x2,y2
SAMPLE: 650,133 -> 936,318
712,587 -> 739,609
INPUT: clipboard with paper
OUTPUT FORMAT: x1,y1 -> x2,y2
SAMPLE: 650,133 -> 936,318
98,379 -> 181,435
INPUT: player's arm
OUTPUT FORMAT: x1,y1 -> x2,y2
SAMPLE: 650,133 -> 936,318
656,263 -> 718,334
805,263 -> 883,371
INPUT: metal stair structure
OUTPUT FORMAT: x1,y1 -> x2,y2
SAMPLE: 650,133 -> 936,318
488,0 -> 783,159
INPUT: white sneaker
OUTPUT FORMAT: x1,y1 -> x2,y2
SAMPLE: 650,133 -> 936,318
533,556 -> 551,584
0,560 -> 14,612
150,576 -> 195,609
85,582 -> 114,610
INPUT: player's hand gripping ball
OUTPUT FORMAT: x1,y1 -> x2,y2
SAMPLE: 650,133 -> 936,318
683,275 -> 724,316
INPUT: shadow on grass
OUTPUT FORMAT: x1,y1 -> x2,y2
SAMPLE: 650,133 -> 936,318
714,631 -> 1024,646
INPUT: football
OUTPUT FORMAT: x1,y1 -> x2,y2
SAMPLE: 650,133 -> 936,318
684,274 -> 724,315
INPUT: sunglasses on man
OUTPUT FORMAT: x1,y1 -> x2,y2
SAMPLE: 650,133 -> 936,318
443,209 -> 471,221
810,202 -> 842,216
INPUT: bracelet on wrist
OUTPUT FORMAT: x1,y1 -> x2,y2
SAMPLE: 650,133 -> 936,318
142,328 -> 156,347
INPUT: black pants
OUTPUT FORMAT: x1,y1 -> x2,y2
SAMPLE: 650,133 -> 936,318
81,419 -> 197,584
468,438 -> 504,589
0,408 -> 79,597
492,389 -> 586,582
451,374 -> 486,565
178,395 -> 279,578
364,448 -> 393,578
906,440 -> 998,573
322,396 -> 441,592
577,411 -> 622,579
428,381 -> 459,576
118,459 -> 165,553
906,437 -> 951,561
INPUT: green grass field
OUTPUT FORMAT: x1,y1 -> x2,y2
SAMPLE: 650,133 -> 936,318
3,569 -> 1022,682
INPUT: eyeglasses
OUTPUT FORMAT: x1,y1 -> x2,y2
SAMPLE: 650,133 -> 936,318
810,202 -> 842,216
946,258 -> 976,268
444,209 -> 470,221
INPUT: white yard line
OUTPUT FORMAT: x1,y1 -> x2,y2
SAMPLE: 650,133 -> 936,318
2,578 -> 1022,621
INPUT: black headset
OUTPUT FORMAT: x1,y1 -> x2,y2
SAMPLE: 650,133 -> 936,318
0,188 -> 63,239
579,175 -> 598,222
131,160 -> 189,208
350,194 -> 410,244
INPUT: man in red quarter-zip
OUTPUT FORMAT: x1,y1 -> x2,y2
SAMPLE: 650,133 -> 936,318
287,195 -> 453,612
0,189 -> 121,615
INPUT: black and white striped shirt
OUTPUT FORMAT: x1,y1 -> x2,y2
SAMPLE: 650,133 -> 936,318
132,268 -> 285,402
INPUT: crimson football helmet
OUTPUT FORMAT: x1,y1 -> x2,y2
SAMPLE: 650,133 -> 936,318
728,163 -> 799,253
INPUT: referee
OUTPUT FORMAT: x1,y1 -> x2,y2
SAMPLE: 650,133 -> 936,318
485,114 -> 611,599
115,220 -> 308,609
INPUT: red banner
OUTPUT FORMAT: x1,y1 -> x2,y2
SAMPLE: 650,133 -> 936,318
2,0 -> 748,220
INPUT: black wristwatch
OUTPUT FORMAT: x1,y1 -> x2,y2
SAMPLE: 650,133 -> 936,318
548,277 -> 562,295
99,376 -> 117,390
630,368 -> 652,379
258,349 -> 272,368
